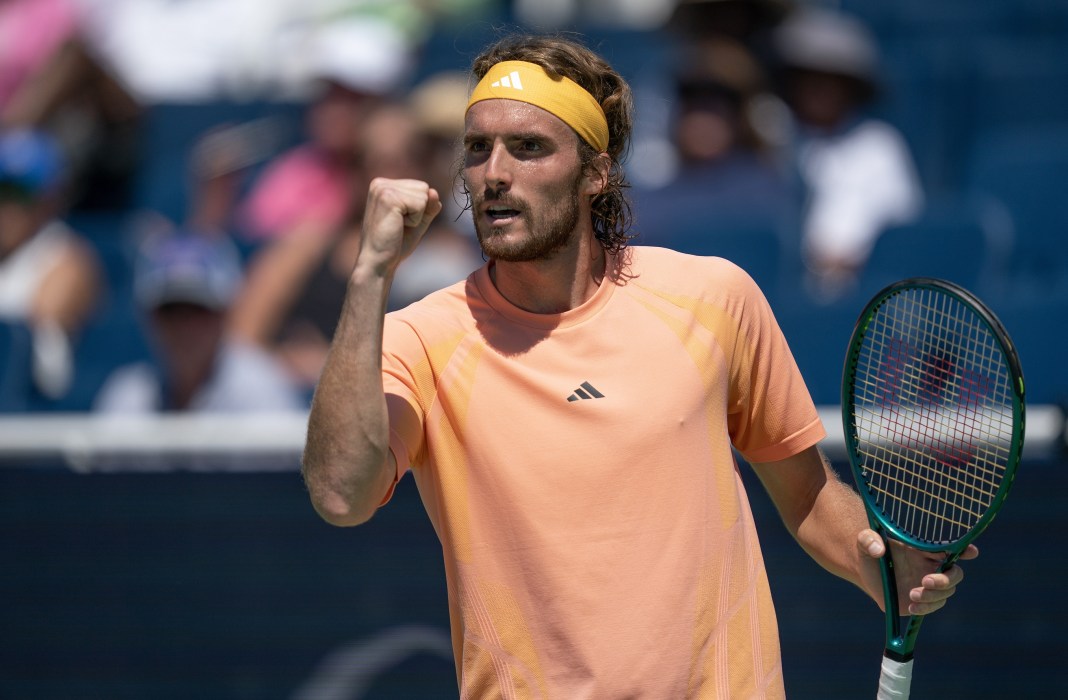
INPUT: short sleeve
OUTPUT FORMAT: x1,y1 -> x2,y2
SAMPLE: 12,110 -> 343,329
724,269 -> 826,462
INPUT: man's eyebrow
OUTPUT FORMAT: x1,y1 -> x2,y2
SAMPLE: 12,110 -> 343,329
463,129 -> 551,144
511,131 -> 549,141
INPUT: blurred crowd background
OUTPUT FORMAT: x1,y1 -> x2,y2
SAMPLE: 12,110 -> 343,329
3,2 -> 1067,697
2,0 -> 1067,415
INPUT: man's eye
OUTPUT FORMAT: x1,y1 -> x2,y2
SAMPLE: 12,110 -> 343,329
519,141 -> 541,152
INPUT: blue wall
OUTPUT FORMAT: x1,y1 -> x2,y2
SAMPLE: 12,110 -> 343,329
2,454 -> 1062,698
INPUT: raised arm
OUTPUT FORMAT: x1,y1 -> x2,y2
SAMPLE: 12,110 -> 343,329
751,445 -> 977,616
302,178 -> 441,526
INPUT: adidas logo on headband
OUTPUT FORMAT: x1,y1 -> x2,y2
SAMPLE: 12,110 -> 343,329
490,71 -> 524,90
468,61 -> 609,152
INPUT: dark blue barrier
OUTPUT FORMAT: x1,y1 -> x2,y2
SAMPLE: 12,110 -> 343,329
2,455 -> 1064,698
1,466 -> 453,699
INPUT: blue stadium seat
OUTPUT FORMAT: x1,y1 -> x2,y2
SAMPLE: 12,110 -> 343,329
964,37 -> 1068,135
0,320 -> 34,412
965,125 -> 1068,297
858,194 -> 1014,301
133,101 -> 303,223
636,211 -> 789,303
44,212 -> 154,411
875,36 -> 976,194
842,0 -> 1067,39
984,294 -> 1068,406
632,162 -> 796,302
774,296 -> 861,406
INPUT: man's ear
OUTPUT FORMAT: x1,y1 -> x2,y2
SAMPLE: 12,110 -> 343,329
582,152 -> 612,197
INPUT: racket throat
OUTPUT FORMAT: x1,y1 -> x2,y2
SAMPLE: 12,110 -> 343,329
887,610 -> 926,661
879,536 -> 927,660
884,647 -> 914,663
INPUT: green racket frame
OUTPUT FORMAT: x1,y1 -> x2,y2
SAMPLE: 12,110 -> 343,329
841,277 -> 1026,661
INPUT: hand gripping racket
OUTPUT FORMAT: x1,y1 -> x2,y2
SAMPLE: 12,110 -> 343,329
841,278 -> 1025,699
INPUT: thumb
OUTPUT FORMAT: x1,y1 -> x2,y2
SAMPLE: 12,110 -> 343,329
858,529 -> 886,559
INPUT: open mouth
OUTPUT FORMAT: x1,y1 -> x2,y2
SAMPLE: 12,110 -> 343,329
486,205 -> 521,224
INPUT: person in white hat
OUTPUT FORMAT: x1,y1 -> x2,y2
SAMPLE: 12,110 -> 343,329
773,6 -> 924,300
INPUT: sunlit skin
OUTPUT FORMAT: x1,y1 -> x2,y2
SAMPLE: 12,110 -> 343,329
464,104 -> 582,262
462,99 -> 609,313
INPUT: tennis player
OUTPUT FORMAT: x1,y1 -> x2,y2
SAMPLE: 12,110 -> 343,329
303,33 -> 977,697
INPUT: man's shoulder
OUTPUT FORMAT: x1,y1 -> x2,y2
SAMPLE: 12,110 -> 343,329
626,246 -> 759,295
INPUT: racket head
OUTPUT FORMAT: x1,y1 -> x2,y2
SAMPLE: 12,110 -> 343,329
841,278 -> 1025,554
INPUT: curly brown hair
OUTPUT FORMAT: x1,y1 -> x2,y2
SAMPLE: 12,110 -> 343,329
466,33 -> 636,254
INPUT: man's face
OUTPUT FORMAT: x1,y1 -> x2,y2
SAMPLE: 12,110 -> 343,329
787,69 -> 855,130
308,82 -> 375,160
463,99 -> 593,262
674,85 -> 740,164
151,302 -> 225,372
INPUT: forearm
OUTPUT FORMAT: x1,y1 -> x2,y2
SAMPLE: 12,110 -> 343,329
302,266 -> 395,526
35,245 -> 100,336
792,466 -> 875,596
753,447 -> 878,601
303,178 -> 441,525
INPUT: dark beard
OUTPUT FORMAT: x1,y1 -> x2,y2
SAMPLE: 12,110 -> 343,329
473,173 -> 583,263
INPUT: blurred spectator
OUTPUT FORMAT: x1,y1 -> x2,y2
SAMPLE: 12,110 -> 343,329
74,1 -> 493,103
772,6 -> 924,300
0,0 -> 79,110
632,37 -> 792,254
1,0 -> 142,212
665,0 -> 793,44
672,39 -> 770,167
514,0 -> 677,29
235,19 -> 414,243
405,71 -> 470,225
0,128 -> 101,399
391,70 -> 482,311
229,102 -> 415,394
93,230 -> 303,413
627,0 -> 794,194
229,97 -> 479,394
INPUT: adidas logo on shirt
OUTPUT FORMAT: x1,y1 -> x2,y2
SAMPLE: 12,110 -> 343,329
567,382 -> 605,402
490,71 -> 524,90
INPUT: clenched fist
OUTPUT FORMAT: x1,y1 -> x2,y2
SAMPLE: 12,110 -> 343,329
358,178 -> 443,278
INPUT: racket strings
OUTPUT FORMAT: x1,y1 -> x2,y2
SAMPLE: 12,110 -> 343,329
852,287 -> 1014,545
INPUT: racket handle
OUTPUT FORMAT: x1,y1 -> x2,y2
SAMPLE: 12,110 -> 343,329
877,655 -> 913,699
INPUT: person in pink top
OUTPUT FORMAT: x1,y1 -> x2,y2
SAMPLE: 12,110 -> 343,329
0,0 -> 79,110
237,21 -> 413,242
302,33 -> 977,698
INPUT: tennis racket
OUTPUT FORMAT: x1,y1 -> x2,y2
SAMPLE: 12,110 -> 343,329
841,278 -> 1025,699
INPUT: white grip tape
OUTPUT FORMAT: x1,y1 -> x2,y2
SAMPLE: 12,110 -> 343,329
877,656 -> 913,699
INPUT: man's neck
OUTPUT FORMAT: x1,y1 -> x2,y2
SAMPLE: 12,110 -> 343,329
489,234 -> 607,314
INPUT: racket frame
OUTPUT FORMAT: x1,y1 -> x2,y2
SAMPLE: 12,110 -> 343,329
841,277 -> 1026,664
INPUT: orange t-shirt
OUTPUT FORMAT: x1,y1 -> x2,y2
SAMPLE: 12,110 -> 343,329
381,246 -> 825,698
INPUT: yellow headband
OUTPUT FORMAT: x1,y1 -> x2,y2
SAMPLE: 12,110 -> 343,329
466,60 -> 609,153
